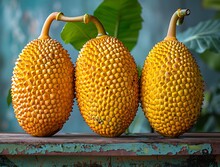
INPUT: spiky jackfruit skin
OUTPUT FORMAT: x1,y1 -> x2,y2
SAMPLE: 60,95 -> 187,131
11,38 -> 74,137
141,39 -> 204,137
76,35 -> 139,137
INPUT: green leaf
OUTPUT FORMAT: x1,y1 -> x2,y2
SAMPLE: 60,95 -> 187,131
137,65 -> 142,79
178,19 -> 220,54
203,0 -> 220,10
200,50 -> 220,71
193,113 -> 210,132
215,11 -> 220,19
210,94 -> 220,113
207,81 -> 220,113
94,0 -> 142,50
61,22 -> 97,51
7,88 -> 12,107
61,0 -> 142,51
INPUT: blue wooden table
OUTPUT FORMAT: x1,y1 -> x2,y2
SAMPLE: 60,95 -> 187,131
0,133 -> 219,166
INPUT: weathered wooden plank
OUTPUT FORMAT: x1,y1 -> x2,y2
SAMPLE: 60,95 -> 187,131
0,133 -> 220,144
1,155 -> 219,167
0,142 -> 213,156
0,133 -> 219,156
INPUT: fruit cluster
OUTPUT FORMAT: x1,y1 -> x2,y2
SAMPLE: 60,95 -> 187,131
11,9 -> 204,138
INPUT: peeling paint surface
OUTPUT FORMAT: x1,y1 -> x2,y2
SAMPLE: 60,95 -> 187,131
0,142 -> 212,156
0,133 -> 219,166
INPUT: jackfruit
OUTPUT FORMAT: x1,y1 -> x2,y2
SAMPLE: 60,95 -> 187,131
75,15 -> 139,137
141,9 -> 204,137
11,12 -> 74,136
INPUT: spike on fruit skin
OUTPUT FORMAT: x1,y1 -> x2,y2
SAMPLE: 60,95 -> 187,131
76,35 -> 139,137
140,9 -> 204,137
11,38 -> 74,137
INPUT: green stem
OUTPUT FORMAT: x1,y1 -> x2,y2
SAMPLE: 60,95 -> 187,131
165,9 -> 190,41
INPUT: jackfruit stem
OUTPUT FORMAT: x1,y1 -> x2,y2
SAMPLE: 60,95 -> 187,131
38,12 -> 107,39
84,14 -> 107,37
38,12 -> 60,39
165,9 -> 190,41
57,13 -> 107,37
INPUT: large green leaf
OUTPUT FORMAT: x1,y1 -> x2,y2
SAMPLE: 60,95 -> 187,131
200,50 -> 220,71
203,0 -> 220,10
61,22 -> 97,51
94,0 -> 142,50
61,0 -> 142,51
7,88 -> 12,107
178,19 -> 220,54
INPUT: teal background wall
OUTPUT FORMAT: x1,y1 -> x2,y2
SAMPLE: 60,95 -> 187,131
0,0 -> 219,134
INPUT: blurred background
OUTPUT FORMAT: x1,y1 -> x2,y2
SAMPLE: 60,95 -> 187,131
0,0 -> 220,134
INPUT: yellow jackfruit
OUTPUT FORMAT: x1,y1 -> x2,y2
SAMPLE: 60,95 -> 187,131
76,35 -> 139,137
11,12 -> 74,136
141,9 -> 204,137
